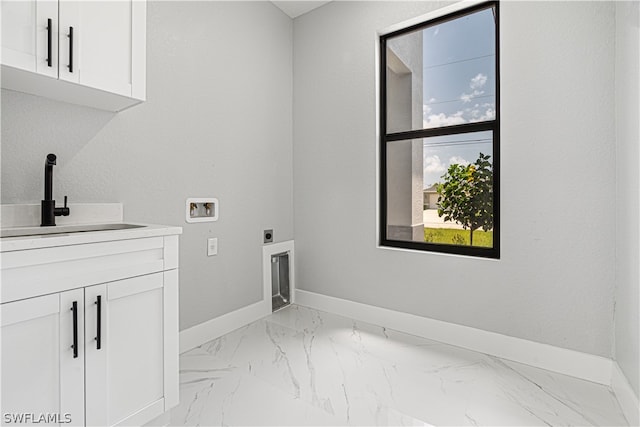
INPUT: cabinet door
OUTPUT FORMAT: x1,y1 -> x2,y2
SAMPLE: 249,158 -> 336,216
85,273 -> 165,427
1,290 -> 85,427
58,0 -> 134,96
1,0 -> 57,77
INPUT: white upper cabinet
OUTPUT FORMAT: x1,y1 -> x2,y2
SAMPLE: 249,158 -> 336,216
1,0 -> 36,72
1,0 -> 58,78
1,0 -> 37,72
59,1 -> 137,97
0,0 -> 146,112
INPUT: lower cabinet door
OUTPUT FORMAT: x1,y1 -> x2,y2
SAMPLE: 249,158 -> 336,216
85,273 -> 165,426
1,290 -> 85,427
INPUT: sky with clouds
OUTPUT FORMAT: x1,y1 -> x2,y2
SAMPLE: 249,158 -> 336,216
421,7 -> 496,187
421,7 -> 496,128
422,131 -> 493,187
387,7 -> 496,188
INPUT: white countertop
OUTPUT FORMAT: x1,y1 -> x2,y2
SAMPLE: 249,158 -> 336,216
0,222 -> 182,252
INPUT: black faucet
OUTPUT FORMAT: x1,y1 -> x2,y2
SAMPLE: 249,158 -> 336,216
41,153 -> 70,226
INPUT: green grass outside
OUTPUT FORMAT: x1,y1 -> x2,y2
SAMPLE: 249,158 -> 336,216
424,227 -> 493,248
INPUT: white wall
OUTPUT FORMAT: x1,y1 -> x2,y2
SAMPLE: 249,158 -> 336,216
614,1 -> 640,397
0,1 -> 294,331
293,1 -> 616,357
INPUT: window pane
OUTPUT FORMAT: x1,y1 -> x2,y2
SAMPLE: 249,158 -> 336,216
386,131 -> 494,249
386,6 -> 496,133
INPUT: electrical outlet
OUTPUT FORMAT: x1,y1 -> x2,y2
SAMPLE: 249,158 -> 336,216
207,238 -> 218,256
264,229 -> 273,244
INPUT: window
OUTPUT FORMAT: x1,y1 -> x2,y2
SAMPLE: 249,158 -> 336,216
379,1 -> 500,259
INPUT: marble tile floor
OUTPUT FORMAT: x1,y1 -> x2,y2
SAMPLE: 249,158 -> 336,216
170,305 -> 628,426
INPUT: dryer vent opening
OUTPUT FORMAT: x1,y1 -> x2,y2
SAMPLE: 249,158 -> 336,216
271,252 -> 290,312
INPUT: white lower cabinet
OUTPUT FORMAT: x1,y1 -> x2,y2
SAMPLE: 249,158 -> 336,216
1,235 -> 179,426
1,290 -> 85,426
85,274 -> 165,426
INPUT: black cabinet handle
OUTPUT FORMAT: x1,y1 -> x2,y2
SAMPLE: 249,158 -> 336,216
71,301 -> 78,358
95,295 -> 102,350
67,26 -> 73,73
46,19 -> 52,67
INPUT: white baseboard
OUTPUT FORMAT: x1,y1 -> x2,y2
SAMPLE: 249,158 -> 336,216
295,289 -> 613,386
612,362 -> 640,426
179,300 -> 268,354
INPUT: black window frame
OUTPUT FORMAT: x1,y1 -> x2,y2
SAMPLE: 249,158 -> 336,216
379,1 -> 500,259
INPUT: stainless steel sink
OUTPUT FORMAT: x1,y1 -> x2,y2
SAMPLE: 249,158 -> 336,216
0,223 -> 146,238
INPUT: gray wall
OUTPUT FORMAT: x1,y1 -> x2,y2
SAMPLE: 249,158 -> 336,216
293,1 -> 616,357
614,1 -> 639,396
0,1 -> 293,331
